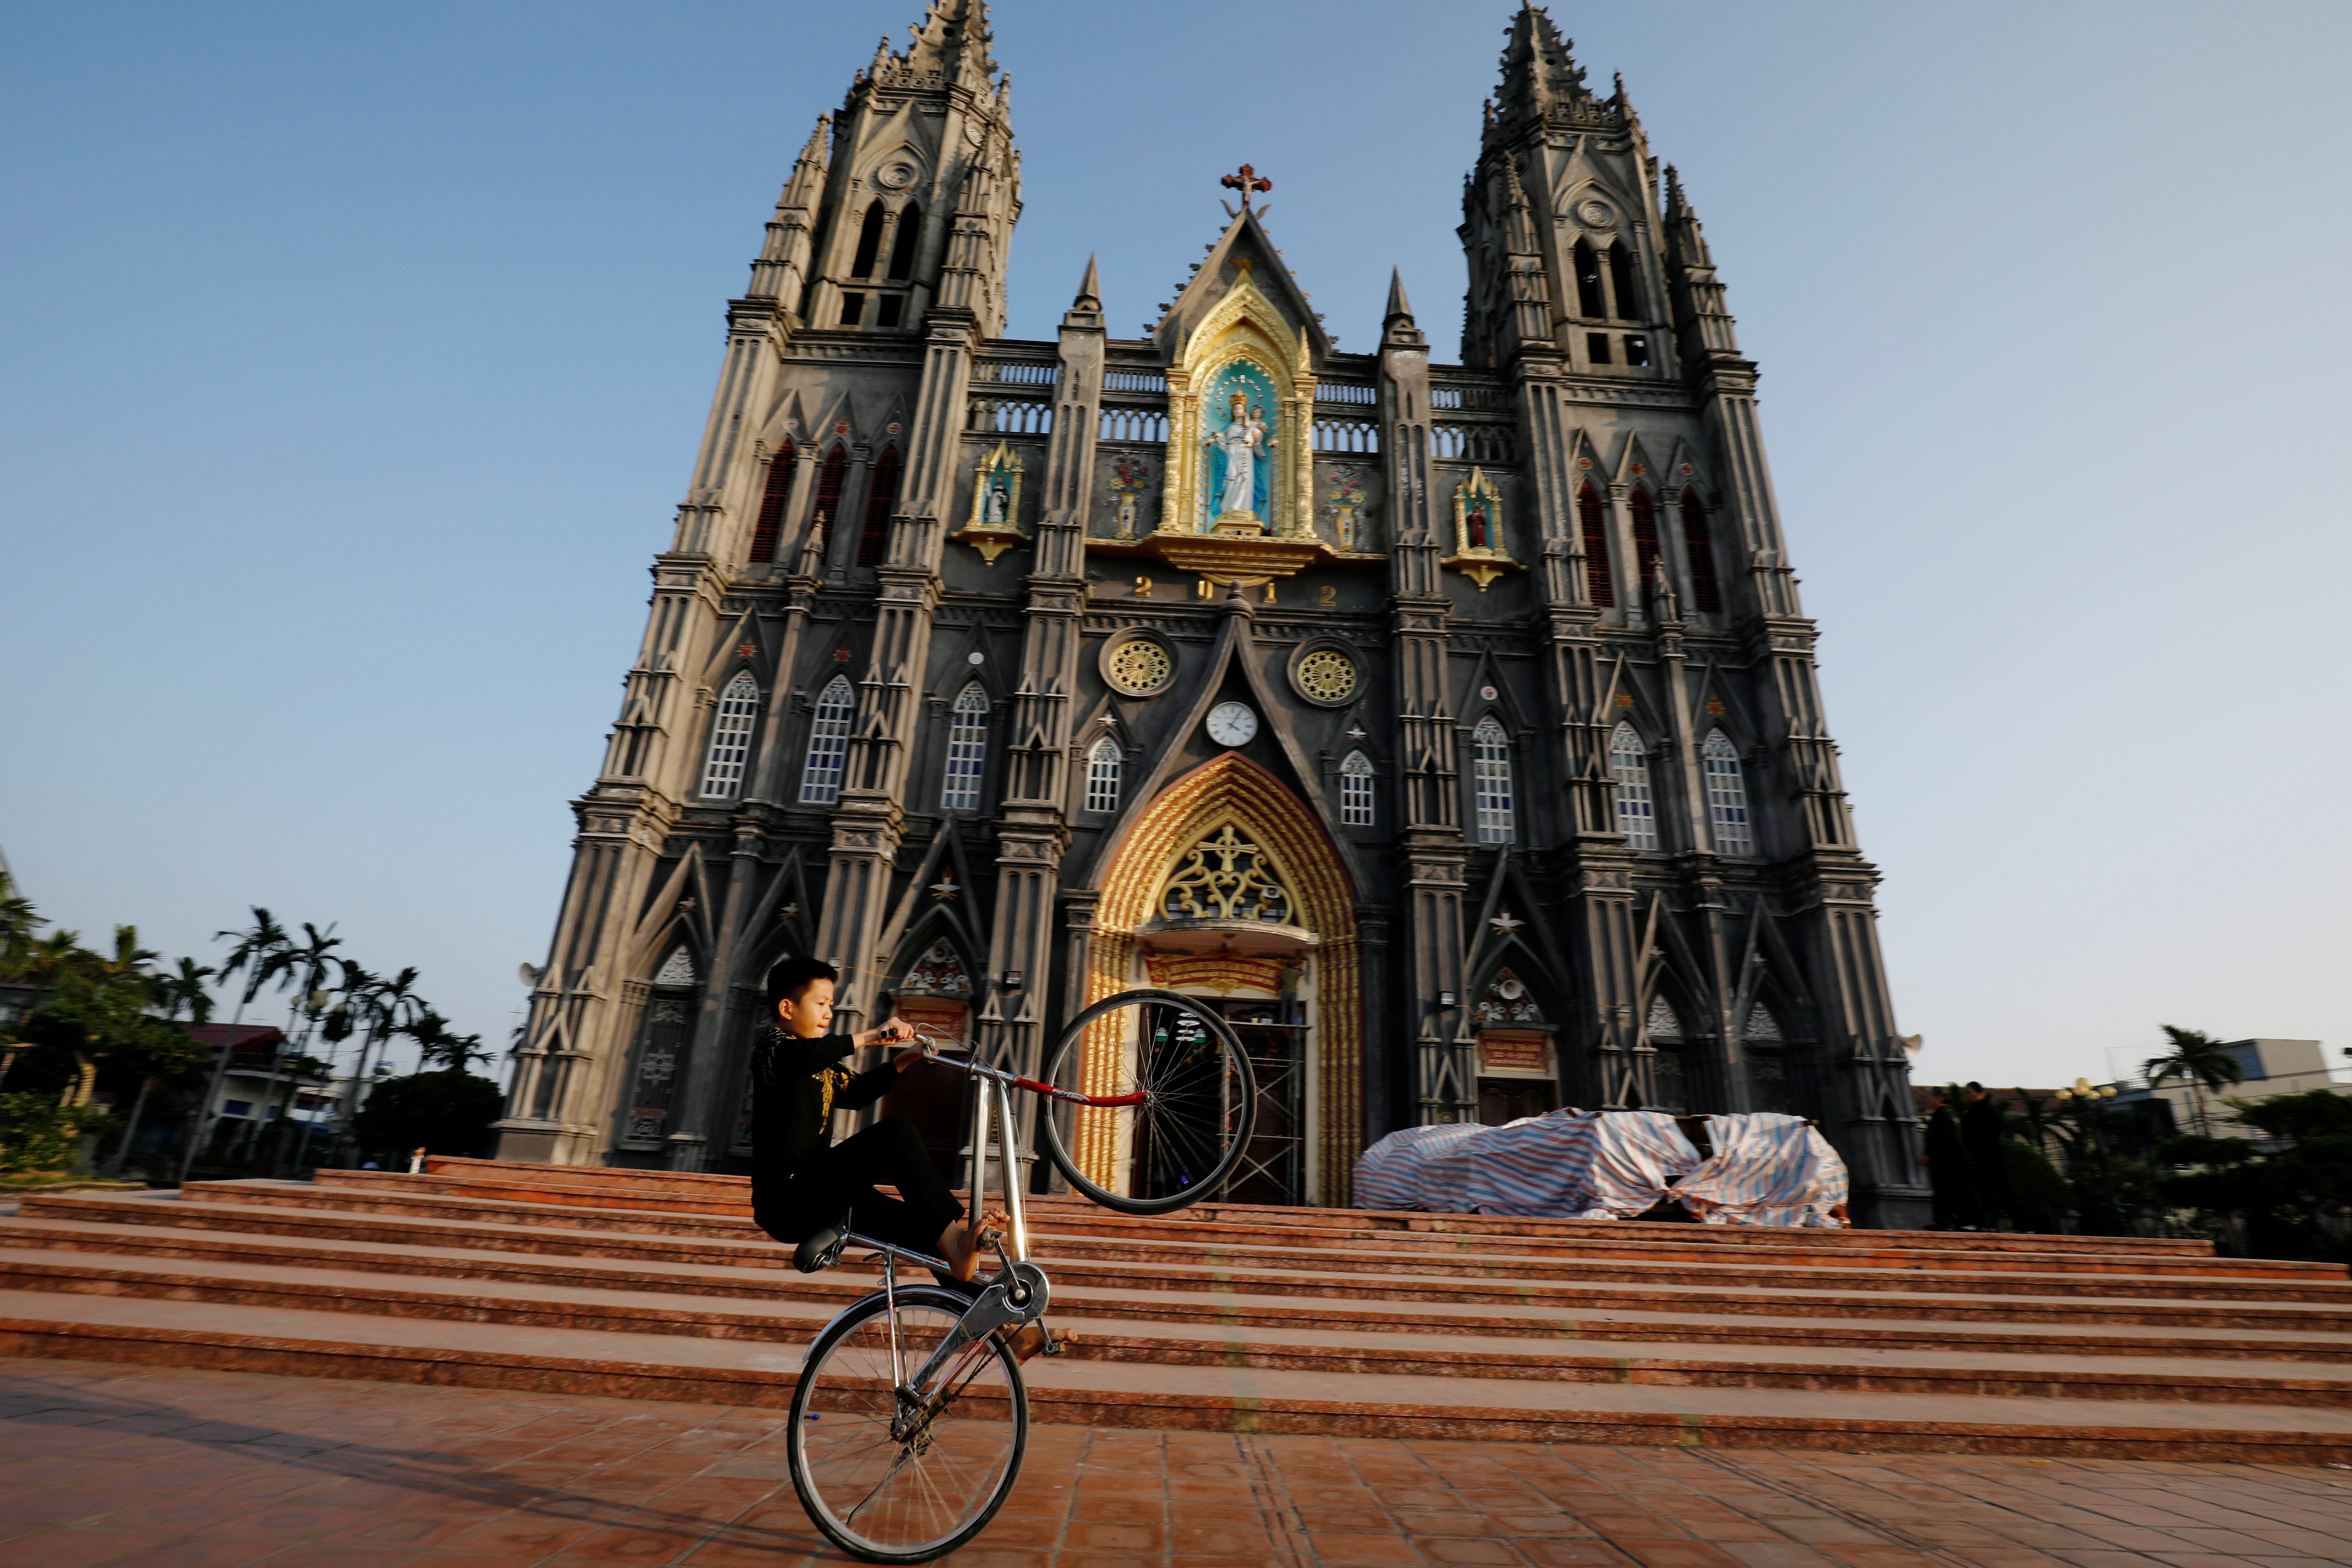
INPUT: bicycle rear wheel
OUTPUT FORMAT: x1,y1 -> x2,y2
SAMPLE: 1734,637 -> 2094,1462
1037,988 -> 1257,1215
787,1287 -> 1027,1563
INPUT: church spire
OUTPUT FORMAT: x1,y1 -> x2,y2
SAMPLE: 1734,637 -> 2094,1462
1383,267 -> 1424,349
1488,4 -> 1601,149
1062,252 -> 1103,330
904,0 -> 998,86
748,114 -> 830,309
1662,164 -> 1741,358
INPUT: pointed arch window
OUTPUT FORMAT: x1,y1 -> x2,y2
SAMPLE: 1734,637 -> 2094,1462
1572,238 -> 1606,318
941,683 -> 989,811
1680,490 -> 1724,613
1609,723 -> 1658,850
1628,486 -> 1662,593
1084,737 -> 1122,814
811,444 -> 848,534
887,202 -> 921,280
1701,731 -> 1753,856
1339,750 -> 1375,827
799,675 -> 856,805
625,947 -> 697,1146
1645,993 -> 1688,1111
1472,716 -> 1515,844
855,446 -> 902,567
748,442 -> 796,563
699,672 -> 761,800
1576,484 -> 1614,606
1606,243 -> 1642,321
902,938 -> 971,998
851,200 -> 886,279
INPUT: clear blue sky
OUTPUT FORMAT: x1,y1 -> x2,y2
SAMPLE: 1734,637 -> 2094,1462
4,1 -> 2347,1089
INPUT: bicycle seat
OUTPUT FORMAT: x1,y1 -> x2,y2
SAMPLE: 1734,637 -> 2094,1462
792,1225 -> 846,1274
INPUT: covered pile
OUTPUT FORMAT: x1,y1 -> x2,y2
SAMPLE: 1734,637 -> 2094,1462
1352,1108 -> 1848,1227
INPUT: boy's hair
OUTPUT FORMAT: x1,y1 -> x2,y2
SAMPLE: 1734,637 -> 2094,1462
766,955 -> 839,1011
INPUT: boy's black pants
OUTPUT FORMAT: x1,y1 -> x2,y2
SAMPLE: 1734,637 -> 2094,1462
754,1115 -> 964,1259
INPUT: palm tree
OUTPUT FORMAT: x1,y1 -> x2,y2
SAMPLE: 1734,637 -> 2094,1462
2141,1025 -> 2245,1138
106,957 -> 216,1177
337,967 -> 421,1165
1,927 -> 94,1091
178,908 -> 291,1186
236,923 -> 341,1161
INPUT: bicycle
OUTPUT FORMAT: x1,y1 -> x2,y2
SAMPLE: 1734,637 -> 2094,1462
783,988 -> 1258,1563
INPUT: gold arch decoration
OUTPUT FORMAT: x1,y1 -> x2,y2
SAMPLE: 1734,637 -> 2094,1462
1084,752 -> 1363,1204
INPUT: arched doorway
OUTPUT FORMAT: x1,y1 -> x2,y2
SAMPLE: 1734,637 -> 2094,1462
1086,754 -> 1363,1205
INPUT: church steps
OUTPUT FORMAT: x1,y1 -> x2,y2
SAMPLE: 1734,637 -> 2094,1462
378,1165 -> 2226,1263
318,1171 -> 2314,1282
146,1186 -> 2352,1302
7,1215 -> 2345,1364
5,1290 -> 2351,1464
15,1198 -> 2352,1334
3,1247 -> 2346,1407
411,1158 -> 2221,1259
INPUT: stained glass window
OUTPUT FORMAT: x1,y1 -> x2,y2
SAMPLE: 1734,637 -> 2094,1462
1701,731 -> 1753,856
1085,737 -> 1122,814
1609,723 -> 1657,850
799,675 -> 855,805
941,683 -> 989,810
1339,750 -> 1375,827
1472,717 -> 1514,844
699,673 -> 760,800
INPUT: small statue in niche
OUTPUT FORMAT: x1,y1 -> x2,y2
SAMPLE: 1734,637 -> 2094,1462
985,476 -> 1010,526
1107,453 -> 1153,540
1465,496 -> 1492,552
1328,467 -> 1366,552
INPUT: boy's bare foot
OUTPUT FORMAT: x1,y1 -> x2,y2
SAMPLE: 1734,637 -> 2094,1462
938,1220 -> 982,1281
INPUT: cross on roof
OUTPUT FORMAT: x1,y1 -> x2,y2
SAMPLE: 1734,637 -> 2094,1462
1220,163 -> 1271,209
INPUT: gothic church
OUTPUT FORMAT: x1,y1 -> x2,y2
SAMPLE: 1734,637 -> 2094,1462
495,0 -> 1929,1227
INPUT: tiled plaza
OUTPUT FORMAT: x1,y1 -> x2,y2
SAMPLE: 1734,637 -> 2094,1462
2,1358 -> 2348,1567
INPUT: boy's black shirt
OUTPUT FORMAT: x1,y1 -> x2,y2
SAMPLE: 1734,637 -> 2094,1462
747,1028 -> 900,1193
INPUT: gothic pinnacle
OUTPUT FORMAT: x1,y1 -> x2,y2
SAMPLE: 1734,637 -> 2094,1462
1385,267 -> 1414,325
1073,252 -> 1101,310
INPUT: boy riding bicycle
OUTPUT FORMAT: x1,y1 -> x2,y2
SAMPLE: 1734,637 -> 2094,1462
749,956 -> 1050,1357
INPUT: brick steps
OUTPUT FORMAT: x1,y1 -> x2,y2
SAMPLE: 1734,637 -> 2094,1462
5,1157 -> 2348,1460
7,1214 -> 2345,1363
21,1196 -> 2352,1334
4,1248 -> 2346,1407
146,1184 -> 2352,1304
316,1169 -> 2288,1277
6,1290 -> 2351,1464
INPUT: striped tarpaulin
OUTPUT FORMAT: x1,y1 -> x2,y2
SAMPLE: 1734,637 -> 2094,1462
1351,1109 -> 1849,1227
1666,1112 -> 1849,1227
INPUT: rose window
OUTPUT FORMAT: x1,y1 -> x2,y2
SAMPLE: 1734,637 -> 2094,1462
1295,648 -> 1358,704
1107,639 -> 1172,695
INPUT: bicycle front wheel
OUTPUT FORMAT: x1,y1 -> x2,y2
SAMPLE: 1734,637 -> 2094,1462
787,1287 -> 1027,1563
1038,988 -> 1257,1215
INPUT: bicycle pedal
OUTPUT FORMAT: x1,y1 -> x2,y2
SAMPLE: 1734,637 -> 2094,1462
1039,1326 -> 1066,1358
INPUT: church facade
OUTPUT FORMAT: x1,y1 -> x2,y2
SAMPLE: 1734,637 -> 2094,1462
495,0 -> 1930,1227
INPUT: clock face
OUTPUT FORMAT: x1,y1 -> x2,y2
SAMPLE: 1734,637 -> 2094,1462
1205,701 -> 1258,748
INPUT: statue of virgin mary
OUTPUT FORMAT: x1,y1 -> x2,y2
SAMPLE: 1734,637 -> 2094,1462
1209,391 -> 1268,525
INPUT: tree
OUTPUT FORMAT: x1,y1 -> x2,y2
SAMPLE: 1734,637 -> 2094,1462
105,957 -> 216,1177
2141,1025 -> 2245,1137
2160,1090 -> 2352,1261
234,922 -> 341,1159
179,907 -> 291,1185
352,1070 -> 503,1163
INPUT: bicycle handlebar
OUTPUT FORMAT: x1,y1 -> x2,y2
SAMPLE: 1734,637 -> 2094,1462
900,1024 -> 1146,1109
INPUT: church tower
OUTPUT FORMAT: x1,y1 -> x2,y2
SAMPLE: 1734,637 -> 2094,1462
498,1 -> 1926,1228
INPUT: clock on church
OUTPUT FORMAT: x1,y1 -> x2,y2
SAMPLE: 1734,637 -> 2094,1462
1205,702 -> 1258,747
